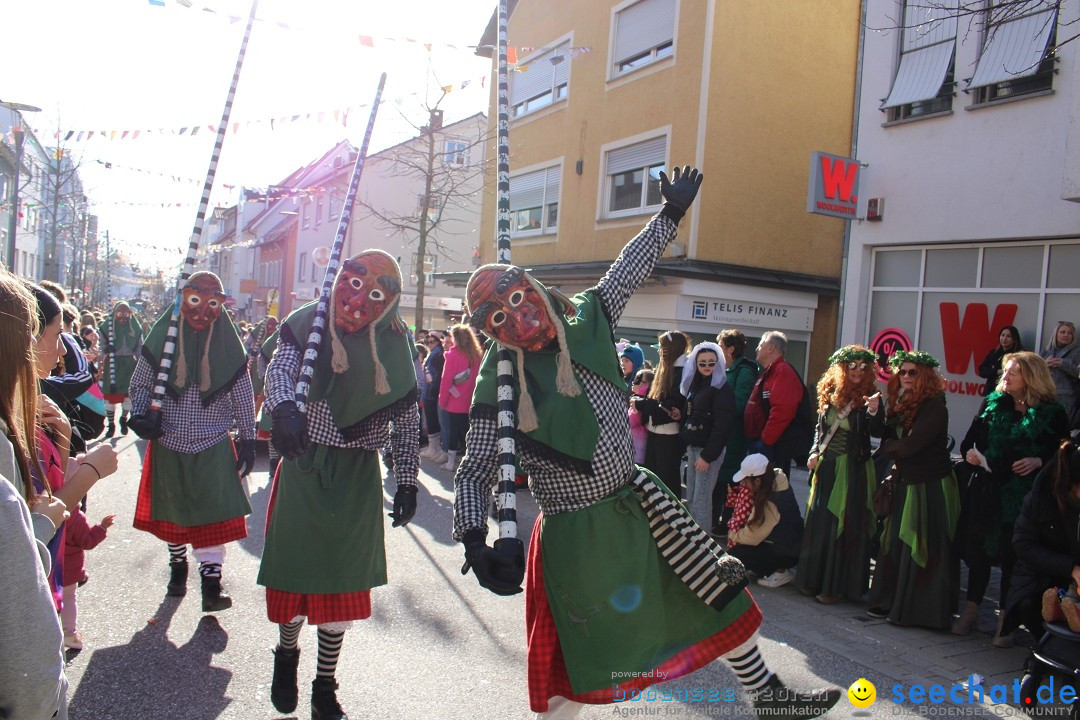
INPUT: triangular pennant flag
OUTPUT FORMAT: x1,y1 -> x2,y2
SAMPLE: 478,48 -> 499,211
441,84 -> 453,93
121,130 -> 130,139
133,130 -> 141,139
64,131 -> 74,141
507,46 -> 518,64
358,35 -> 374,47
190,125 -> 199,136
332,110 -> 340,124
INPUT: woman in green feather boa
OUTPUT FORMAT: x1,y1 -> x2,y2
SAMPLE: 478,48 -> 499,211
954,351 -> 1069,644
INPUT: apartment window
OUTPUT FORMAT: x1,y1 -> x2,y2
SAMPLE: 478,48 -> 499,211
510,42 -> 571,119
510,166 -> 561,236
604,137 -> 665,216
328,189 -> 341,219
969,0 -> 1057,104
311,260 -> 320,282
302,199 -> 311,228
444,139 -> 469,167
315,195 -> 324,225
612,0 -> 676,77
882,0 -> 957,121
416,194 -> 443,224
298,252 -> 307,282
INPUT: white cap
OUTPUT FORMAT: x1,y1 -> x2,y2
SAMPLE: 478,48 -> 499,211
733,453 -> 770,483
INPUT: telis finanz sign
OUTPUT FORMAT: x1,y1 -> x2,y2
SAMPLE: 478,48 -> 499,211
807,151 -> 860,219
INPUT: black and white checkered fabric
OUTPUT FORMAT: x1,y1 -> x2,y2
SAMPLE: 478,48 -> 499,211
129,355 -> 255,453
453,213 -> 679,539
264,339 -> 419,487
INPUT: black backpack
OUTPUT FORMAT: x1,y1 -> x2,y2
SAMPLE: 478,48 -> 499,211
759,367 -> 816,466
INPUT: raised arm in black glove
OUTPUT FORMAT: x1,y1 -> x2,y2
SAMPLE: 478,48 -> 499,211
127,413 -> 163,440
235,438 -> 256,477
271,401 -> 309,460
388,484 -> 417,527
460,529 -> 525,596
657,165 -> 704,224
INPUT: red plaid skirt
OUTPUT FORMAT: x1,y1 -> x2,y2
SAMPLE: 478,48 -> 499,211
525,514 -> 763,713
133,443 -> 248,548
262,462 -> 372,625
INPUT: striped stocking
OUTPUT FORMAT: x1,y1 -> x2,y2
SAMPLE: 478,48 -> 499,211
168,544 -> 187,564
278,620 -> 303,651
723,642 -> 772,693
199,562 -> 222,579
315,628 -> 345,680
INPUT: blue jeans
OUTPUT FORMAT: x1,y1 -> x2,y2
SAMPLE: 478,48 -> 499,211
685,446 -> 723,529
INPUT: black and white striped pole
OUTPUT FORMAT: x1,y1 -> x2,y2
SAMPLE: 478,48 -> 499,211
147,0 -> 259,418
493,0 -> 520,545
105,229 -> 117,396
293,73 -> 387,412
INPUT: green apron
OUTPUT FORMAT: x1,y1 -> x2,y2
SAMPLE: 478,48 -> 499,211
541,485 -> 753,694
150,438 -> 251,526
257,444 -> 386,594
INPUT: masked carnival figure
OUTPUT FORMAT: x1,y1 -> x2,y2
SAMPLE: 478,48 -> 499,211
259,250 -> 420,720
127,271 -> 256,612
101,300 -> 144,437
454,167 -> 840,720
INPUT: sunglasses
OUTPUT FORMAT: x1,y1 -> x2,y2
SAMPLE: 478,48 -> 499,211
697,361 -> 718,368
897,368 -> 919,377
847,361 -> 869,370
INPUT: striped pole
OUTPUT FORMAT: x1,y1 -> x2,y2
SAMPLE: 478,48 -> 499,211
293,73 -> 387,413
105,230 -> 116,395
147,0 -> 259,416
493,0 -> 520,545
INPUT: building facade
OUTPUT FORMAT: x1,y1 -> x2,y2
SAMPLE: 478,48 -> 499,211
843,0 -> 1080,439
471,0 -> 861,374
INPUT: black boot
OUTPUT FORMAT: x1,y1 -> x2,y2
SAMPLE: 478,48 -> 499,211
200,575 -> 233,612
311,677 -> 347,720
167,560 -> 188,597
270,647 -> 300,713
119,413 -> 129,435
753,674 -> 841,719
104,420 -> 116,439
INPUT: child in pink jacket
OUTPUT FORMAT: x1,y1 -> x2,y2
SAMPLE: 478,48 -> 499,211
629,369 -> 654,464
61,506 -> 114,650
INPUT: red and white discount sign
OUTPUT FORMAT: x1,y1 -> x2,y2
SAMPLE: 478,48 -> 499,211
312,247 -> 331,267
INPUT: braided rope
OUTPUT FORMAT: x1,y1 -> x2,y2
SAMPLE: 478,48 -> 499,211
293,73 -> 387,413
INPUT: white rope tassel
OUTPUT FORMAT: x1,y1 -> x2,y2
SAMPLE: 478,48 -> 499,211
514,347 -> 539,432
370,326 -> 390,395
327,298 -> 349,374
199,322 -> 214,392
174,323 -> 188,389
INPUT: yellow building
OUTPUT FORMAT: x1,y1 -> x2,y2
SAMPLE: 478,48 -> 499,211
472,0 -> 860,376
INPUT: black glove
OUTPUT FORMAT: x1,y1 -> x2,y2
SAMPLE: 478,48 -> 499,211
658,165 -> 703,223
235,438 -> 256,477
389,484 -> 417,528
460,529 -> 525,596
127,413 -> 163,440
271,401 -> 309,460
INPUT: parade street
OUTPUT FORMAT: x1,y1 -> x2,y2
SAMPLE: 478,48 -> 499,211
64,435 -> 1035,720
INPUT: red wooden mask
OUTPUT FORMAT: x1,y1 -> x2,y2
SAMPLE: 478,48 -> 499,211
333,252 -> 401,334
181,273 -> 226,331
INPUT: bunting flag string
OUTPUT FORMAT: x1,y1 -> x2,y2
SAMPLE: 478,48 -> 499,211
88,159 -> 239,189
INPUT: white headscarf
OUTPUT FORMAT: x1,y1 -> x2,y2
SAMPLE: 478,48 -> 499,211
680,341 -> 727,397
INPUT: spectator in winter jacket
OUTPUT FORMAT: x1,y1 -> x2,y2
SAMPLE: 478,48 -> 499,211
679,343 -> 736,527
619,343 -> 645,389
628,369 -> 654,464
744,331 -> 803,476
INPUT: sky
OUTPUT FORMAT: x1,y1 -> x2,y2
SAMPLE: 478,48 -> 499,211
4,0 -> 497,272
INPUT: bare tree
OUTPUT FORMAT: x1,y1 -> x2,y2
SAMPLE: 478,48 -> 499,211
22,144 -> 88,286
354,92 -> 490,329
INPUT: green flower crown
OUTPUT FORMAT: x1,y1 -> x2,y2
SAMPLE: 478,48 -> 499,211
827,346 -> 877,366
888,349 -> 940,369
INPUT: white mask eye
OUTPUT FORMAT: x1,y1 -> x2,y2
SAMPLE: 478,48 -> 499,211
186,295 -> 201,306
369,288 -> 385,302
349,277 -> 364,290
490,310 -> 507,327
508,290 -> 525,307
207,299 -> 220,309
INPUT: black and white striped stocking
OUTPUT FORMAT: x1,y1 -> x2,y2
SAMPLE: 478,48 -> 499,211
199,562 -> 222,578
278,620 -> 303,651
316,628 -> 345,680
168,544 -> 187,564
724,642 -> 772,693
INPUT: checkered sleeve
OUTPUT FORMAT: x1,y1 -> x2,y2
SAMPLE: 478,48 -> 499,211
264,335 -> 300,412
594,213 -> 678,327
128,355 -> 153,416
388,401 -> 420,488
229,371 -> 256,440
452,405 -> 500,541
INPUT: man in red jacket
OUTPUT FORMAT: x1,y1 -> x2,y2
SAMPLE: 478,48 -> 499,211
743,331 -> 803,477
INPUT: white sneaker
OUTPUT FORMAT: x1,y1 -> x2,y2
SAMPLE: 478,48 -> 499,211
64,631 -> 84,650
756,568 -> 795,588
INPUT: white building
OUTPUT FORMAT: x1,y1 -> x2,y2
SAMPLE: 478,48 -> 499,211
843,0 -> 1080,439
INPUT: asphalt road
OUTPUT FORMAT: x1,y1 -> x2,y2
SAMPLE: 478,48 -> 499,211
63,436 -> 1040,720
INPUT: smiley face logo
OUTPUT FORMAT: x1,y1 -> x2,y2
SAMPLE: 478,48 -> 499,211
848,678 -> 877,708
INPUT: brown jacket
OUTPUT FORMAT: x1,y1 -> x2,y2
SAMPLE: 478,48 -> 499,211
870,393 -> 953,484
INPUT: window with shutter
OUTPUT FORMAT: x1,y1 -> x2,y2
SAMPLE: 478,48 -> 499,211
612,0 -> 676,78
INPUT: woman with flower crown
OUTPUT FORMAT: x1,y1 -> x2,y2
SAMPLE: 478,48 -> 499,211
864,350 -> 961,629
795,346 -> 879,605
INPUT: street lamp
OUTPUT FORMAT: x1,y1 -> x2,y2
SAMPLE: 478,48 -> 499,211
2,99 -> 42,273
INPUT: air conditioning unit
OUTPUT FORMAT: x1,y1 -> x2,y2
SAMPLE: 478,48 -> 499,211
866,197 -> 884,222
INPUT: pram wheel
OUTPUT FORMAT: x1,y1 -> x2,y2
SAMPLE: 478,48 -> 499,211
1020,671 -> 1042,708
1070,698 -> 1079,720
